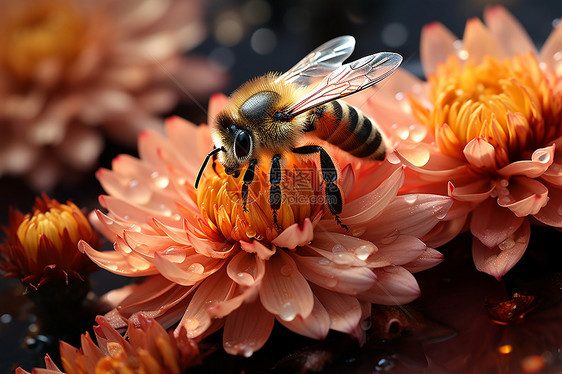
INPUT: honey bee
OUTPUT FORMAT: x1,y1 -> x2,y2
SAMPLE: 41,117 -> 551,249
195,36 -> 402,229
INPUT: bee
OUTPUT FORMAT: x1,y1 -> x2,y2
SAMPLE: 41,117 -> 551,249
195,36 -> 402,229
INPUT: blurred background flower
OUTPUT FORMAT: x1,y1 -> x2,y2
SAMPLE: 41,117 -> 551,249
16,315 -> 201,374
0,194 -> 99,289
80,100 -> 451,356
360,6 -> 562,279
0,0 -> 227,190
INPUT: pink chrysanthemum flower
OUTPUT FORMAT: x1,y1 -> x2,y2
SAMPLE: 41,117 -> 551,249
80,95 -> 452,356
359,6 -> 562,279
16,316 -> 201,374
0,0 -> 226,190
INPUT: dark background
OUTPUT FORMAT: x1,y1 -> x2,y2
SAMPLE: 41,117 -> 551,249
1,0 -> 561,373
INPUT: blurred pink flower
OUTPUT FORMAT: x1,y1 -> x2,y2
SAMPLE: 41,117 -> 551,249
0,0 -> 226,189
16,315 -> 201,374
358,6 -> 562,279
80,95 -> 452,356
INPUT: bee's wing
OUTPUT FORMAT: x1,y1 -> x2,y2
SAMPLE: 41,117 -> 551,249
284,52 -> 403,117
276,35 -> 356,86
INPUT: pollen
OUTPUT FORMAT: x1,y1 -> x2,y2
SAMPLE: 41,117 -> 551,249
409,53 -> 562,167
196,156 -> 325,243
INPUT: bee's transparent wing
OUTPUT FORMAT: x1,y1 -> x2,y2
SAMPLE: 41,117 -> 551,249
284,52 -> 403,117
276,35 -> 356,86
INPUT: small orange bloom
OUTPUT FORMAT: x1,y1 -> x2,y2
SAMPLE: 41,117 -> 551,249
0,194 -> 99,288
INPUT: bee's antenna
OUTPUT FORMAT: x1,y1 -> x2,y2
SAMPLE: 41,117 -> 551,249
195,147 -> 224,189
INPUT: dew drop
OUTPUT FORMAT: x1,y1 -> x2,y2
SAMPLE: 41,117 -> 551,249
499,238 -> 515,251
318,257 -> 331,265
395,92 -> 405,101
361,318 -> 372,331
188,263 -> 204,274
242,346 -> 254,357
324,276 -> 338,288
435,207 -> 448,220
375,357 -> 394,371
499,178 -> 509,188
332,244 -> 346,254
163,247 -> 187,262
554,51 -> 562,61
386,152 -> 401,165
184,318 -> 200,330
279,301 -> 298,321
280,265 -> 293,276
404,194 -> 418,204
350,226 -> 367,236
354,245 -> 372,261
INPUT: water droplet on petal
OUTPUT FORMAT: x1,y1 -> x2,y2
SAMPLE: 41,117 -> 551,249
188,263 -> 204,274
354,245 -> 372,261
499,238 -> 515,251
395,92 -> 404,101
318,257 -> 331,265
435,207 -> 448,220
332,244 -> 346,254
242,346 -> 254,357
404,194 -> 418,204
279,301 -> 298,321
184,318 -> 200,330
386,152 -> 401,165
361,318 -> 372,331
163,247 -> 186,262
280,264 -> 293,276
350,226 -> 366,236
375,357 -> 394,371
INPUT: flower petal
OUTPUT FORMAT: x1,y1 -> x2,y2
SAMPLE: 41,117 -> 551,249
402,248 -> 444,273
312,284 -> 362,334
79,240 -> 156,276
470,198 -> 524,248
497,176 -> 549,217
533,184 -> 562,227
498,145 -> 555,178
472,219 -> 530,279
259,250 -> 314,321
420,22 -> 459,76
483,6 -> 537,56
307,231 -> 376,266
368,235 -> 427,267
271,218 -> 314,250
277,295 -> 330,340
448,179 -> 494,203
463,137 -> 497,170
292,253 -> 376,295
463,17 -> 507,64
223,298 -> 274,357
540,20 -> 562,71
358,266 -> 420,305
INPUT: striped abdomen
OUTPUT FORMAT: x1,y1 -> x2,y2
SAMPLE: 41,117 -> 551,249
304,100 -> 386,160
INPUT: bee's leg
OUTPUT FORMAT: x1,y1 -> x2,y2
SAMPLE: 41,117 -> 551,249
241,159 -> 258,213
292,145 -> 349,231
269,154 -> 282,230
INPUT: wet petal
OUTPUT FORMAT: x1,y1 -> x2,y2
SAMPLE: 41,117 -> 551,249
472,219 -> 530,280
368,235 -> 427,267
277,295 -> 330,340
259,250 -> 314,321
533,184 -> 562,227
312,284 -> 362,334
271,218 -> 314,250
402,248 -> 444,273
497,177 -> 549,217
223,299 -> 274,357
463,137 -> 497,170
358,267 -> 420,305
448,179 -> 494,203
470,198 -> 524,248
498,145 -> 555,178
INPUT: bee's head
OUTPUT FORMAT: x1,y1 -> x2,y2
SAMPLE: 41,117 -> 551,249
212,113 -> 255,174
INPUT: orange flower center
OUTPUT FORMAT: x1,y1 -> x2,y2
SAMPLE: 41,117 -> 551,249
16,200 -> 91,262
0,0 -> 87,81
410,54 -> 562,167
196,157 -> 325,243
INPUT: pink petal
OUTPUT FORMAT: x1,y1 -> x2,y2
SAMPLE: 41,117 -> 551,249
362,195 -> 452,240
312,284 -> 362,334
223,299 -> 275,357
402,248 -> 444,273
422,215 -> 468,248
208,93 -> 230,126
277,295 -> 330,340
271,218 -> 314,250
152,252 -> 223,286
358,267 -> 420,305
240,240 -> 276,260
396,143 -> 468,178
542,138 -> 562,185
177,268 -> 236,338
420,22 -> 459,75
368,235 -> 427,267
226,251 -> 265,287
483,6 -> 537,56
341,166 -> 404,225
307,231 -> 376,266
79,240 -> 156,276
165,116 -> 214,171
533,184 -> 562,227
498,145 -> 555,178
470,198 -> 524,248
448,179 -> 494,203
472,219 -> 530,280
540,20 -> 562,71
259,250 -> 314,321
497,176 -> 549,217
292,253 -> 376,295
463,137 -> 497,170
462,17 -> 507,64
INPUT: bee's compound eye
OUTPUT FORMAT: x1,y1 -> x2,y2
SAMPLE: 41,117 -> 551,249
234,130 -> 252,160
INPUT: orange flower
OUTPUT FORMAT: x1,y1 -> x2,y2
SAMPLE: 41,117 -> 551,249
80,95 -> 452,356
0,0 -> 226,189
16,315 -> 200,374
0,194 -> 99,288
361,6 -> 562,279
